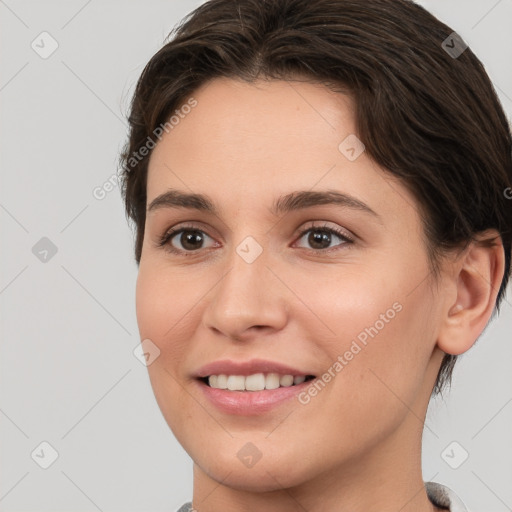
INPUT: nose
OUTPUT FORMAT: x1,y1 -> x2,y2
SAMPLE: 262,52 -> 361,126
201,243 -> 288,342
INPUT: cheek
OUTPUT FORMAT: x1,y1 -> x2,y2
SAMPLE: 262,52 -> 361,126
134,263 -> 200,413
135,263 -> 199,348
135,265 -> 196,436
289,262 -> 437,405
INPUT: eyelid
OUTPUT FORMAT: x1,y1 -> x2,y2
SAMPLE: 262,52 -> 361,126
293,221 -> 355,243
160,220 -> 222,242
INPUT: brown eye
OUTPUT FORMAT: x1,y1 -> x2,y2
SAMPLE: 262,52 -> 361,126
160,228 -> 216,254
175,230 -> 206,251
295,225 -> 353,251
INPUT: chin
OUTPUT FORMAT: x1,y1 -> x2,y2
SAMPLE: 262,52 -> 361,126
199,456 -> 312,493
186,435 -> 322,492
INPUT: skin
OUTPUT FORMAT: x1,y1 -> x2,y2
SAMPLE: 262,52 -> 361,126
135,77 -> 504,511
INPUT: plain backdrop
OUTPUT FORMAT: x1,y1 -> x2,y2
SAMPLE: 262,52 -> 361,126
1,1 -> 511,511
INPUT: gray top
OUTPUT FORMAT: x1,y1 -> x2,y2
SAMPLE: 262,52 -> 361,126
176,503 -> 193,512
175,481 -> 468,511
425,482 -> 469,511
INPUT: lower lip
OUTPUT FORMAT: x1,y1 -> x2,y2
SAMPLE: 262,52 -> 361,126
197,379 -> 314,415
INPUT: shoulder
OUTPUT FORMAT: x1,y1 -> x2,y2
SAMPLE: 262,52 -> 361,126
425,481 -> 469,511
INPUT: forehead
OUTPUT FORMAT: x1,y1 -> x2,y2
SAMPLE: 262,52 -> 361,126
148,78 -> 351,186
146,77 -> 418,225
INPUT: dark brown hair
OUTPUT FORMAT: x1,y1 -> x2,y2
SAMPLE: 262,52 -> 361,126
119,0 -> 512,395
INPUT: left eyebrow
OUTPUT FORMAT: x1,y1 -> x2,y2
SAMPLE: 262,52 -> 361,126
270,190 -> 380,219
147,188 -> 380,220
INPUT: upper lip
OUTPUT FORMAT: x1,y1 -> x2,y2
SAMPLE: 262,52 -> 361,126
194,358 -> 314,378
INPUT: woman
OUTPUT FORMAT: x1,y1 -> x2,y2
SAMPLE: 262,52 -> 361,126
119,0 -> 512,510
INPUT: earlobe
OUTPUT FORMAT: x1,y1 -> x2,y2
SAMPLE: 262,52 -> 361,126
437,231 -> 505,356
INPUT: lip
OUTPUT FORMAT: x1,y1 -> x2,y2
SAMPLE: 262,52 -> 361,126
193,358 -> 316,416
196,378 -> 314,415
194,358 -> 312,378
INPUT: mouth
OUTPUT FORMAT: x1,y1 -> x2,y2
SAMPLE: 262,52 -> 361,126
193,359 -> 317,414
199,373 -> 316,391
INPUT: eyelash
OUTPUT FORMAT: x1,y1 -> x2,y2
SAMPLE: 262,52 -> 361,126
157,222 -> 354,257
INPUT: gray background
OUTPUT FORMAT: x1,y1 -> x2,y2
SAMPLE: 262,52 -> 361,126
0,1 -> 510,510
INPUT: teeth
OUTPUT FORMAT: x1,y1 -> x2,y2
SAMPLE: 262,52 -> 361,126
207,373 -> 310,391
280,374 -> 294,387
265,373 -> 280,390
216,374 -> 228,389
245,373 -> 265,391
227,375 -> 245,391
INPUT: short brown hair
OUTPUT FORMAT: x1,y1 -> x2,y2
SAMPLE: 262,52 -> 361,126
119,0 -> 512,395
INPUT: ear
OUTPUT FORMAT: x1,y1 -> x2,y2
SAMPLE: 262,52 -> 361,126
437,230 -> 505,356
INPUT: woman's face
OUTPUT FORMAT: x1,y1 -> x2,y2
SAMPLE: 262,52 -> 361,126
136,78 -> 447,492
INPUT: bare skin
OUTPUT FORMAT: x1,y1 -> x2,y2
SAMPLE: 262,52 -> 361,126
135,77 -> 504,511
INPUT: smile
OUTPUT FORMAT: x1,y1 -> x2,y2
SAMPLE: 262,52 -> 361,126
204,373 -> 315,391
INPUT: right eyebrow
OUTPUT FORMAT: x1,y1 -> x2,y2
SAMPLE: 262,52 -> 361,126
147,190 -> 218,214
